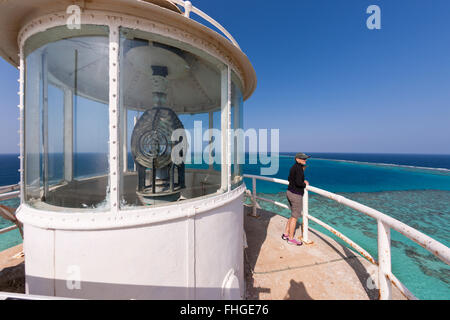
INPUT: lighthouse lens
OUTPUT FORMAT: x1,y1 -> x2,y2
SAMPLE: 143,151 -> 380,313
140,131 -> 168,158
119,27 -> 231,208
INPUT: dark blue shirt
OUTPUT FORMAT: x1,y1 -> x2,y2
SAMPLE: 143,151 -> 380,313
287,162 -> 306,196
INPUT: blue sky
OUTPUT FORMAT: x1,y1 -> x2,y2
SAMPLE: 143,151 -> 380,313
0,0 -> 449,154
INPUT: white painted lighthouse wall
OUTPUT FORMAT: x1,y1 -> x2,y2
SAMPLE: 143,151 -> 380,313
52,219 -> 189,299
23,225 -> 55,296
195,193 -> 244,299
21,193 -> 245,299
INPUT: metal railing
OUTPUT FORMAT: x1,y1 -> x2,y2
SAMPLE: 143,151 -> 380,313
137,0 -> 241,49
0,184 -> 21,236
244,174 -> 450,300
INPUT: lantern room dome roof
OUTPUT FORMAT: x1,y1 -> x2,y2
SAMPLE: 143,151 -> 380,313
0,0 -> 257,100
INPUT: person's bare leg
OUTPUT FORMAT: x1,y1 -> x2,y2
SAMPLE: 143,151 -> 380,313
288,217 -> 297,239
284,218 -> 290,235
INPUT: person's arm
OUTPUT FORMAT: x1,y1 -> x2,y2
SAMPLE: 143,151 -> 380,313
295,166 -> 306,188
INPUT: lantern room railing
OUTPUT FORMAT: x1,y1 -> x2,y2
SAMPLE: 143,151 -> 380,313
0,184 -> 21,236
137,0 -> 241,49
244,174 -> 450,300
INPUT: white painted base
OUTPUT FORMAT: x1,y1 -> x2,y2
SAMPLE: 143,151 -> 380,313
19,187 -> 245,300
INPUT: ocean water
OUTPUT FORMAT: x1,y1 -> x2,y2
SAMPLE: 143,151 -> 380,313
1,152 -> 449,299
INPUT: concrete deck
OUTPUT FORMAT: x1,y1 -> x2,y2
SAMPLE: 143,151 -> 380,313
244,205 -> 406,300
0,244 -> 24,293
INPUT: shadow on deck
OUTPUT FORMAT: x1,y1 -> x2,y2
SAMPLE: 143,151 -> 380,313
244,205 -> 406,300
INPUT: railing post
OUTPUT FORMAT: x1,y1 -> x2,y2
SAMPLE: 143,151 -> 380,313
184,1 -> 192,18
302,189 -> 310,243
378,220 -> 392,300
251,177 -> 257,217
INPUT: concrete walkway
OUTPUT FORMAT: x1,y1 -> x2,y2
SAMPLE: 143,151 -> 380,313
244,206 -> 406,300
0,244 -> 24,293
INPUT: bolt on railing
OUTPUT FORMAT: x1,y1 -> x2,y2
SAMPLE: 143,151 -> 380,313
244,174 -> 450,300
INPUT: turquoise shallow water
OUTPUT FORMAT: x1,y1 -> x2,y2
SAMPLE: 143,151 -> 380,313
0,197 -> 21,252
244,156 -> 450,300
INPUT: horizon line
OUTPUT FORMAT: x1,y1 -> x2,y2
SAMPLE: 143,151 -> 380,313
0,151 -> 449,156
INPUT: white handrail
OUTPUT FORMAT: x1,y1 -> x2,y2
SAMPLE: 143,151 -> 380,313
137,0 -> 241,49
0,183 -> 20,203
0,184 -> 20,193
244,174 -> 450,300
0,184 -> 21,237
0,184 -> 20,201
0,190 -> 20,202
306,185 -> 450,265
0,225 -> 18,235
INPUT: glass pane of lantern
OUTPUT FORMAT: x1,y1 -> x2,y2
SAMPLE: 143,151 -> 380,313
24,25 -> 110,210
118,27 -> 227,209
48,85 -> 64,185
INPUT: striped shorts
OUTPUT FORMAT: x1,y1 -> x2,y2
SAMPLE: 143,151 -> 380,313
286,190 -> 303,219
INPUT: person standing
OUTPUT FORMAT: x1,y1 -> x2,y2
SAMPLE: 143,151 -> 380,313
283,152 -> 310,246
